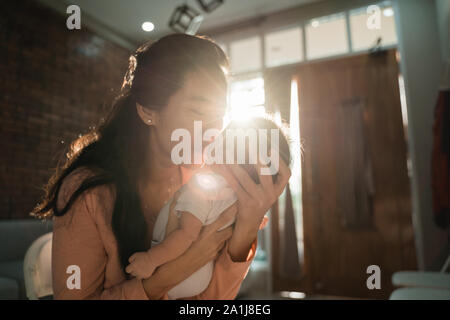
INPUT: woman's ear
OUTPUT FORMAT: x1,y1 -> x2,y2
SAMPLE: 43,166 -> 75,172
136,103 -> 158,125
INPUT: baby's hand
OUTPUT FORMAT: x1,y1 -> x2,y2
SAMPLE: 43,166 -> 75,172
125,252 -> 156,280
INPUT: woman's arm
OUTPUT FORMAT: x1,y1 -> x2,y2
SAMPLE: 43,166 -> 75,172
181,158 -> 291,300
142,205 -> 237,299
178,236 -> 258,300
145,208 -> 268,300
52,188 -> 160,300
148,211 -> 203,265
52,169 -> 239,300
211,160 -> 290,261
177,208 -> 270,300
126,212 -> 202,279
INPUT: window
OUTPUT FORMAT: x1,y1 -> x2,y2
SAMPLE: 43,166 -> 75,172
350,5 -> 397,51
229,36 -> 262,73
306,13 -> 349,60
265,27 -> 304,67
226,77 -> 265,123
215,3 -> 398,71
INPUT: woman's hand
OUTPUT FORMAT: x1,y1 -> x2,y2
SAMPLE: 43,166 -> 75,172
210,156 -> 291,231
142,204 -> 237,299
209,156 -> 291,261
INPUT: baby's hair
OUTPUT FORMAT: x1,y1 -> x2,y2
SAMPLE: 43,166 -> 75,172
223,114 -> 291,184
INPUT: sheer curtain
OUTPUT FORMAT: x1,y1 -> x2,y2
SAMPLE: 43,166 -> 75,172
264,67 -> 302,286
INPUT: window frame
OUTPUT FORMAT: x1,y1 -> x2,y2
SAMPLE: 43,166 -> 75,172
213,0 -> 397,77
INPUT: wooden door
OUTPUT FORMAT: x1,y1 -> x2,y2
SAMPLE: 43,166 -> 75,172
296,49 -> 416,299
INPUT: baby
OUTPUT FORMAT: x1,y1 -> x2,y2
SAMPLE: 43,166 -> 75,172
125,116 -> 291,299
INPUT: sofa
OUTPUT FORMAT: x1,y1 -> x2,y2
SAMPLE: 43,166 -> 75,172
0,218 -> 267,300
0,219 -> 53,299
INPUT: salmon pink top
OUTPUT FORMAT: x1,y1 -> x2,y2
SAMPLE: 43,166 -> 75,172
51,167 -> 259,300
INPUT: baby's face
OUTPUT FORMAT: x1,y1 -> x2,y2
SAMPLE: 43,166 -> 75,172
203,117 -> 289,183
208,130 -> 281,184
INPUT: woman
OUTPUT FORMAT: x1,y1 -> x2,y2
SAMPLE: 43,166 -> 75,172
32,34 -> 291,300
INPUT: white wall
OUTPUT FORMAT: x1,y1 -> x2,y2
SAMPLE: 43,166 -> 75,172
436,0 -> 450,62
394,0 -> 448,270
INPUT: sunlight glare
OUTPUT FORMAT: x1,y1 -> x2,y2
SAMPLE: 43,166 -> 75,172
225,77 -> 266,124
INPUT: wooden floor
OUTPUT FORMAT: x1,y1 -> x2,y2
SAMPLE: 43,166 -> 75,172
237,292 -> 363,300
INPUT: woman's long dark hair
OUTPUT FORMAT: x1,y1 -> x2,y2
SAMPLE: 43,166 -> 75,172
31,34 -> 229,271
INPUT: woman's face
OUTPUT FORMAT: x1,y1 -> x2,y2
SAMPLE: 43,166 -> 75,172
152,71 -> 227,168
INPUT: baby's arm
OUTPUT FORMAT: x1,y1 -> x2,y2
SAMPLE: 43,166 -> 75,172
126,212 -> 203,279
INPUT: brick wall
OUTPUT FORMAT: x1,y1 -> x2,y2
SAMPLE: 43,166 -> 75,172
0,0 -> 132,219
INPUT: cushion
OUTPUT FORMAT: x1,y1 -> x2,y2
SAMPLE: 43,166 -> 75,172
0,260 -> 25,299
0,219 -> 53,262
0,277 -> 19,300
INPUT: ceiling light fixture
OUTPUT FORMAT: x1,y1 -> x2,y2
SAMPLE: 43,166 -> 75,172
142,21 -> 155,32
196,0 -> 225,13
169,5 -> 204,35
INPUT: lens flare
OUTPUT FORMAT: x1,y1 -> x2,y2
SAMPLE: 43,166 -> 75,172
195,173 -> 219,190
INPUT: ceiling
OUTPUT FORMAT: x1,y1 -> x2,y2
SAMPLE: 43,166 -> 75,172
58,0 -> 322,44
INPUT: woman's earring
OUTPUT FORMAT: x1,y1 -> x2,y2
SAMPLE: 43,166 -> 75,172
147,119 -> 152,124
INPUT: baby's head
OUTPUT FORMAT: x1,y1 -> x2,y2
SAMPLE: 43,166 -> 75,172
210,115 -> 291,184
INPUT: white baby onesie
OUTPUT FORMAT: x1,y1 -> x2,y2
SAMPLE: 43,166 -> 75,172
151,172 -> 237,299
